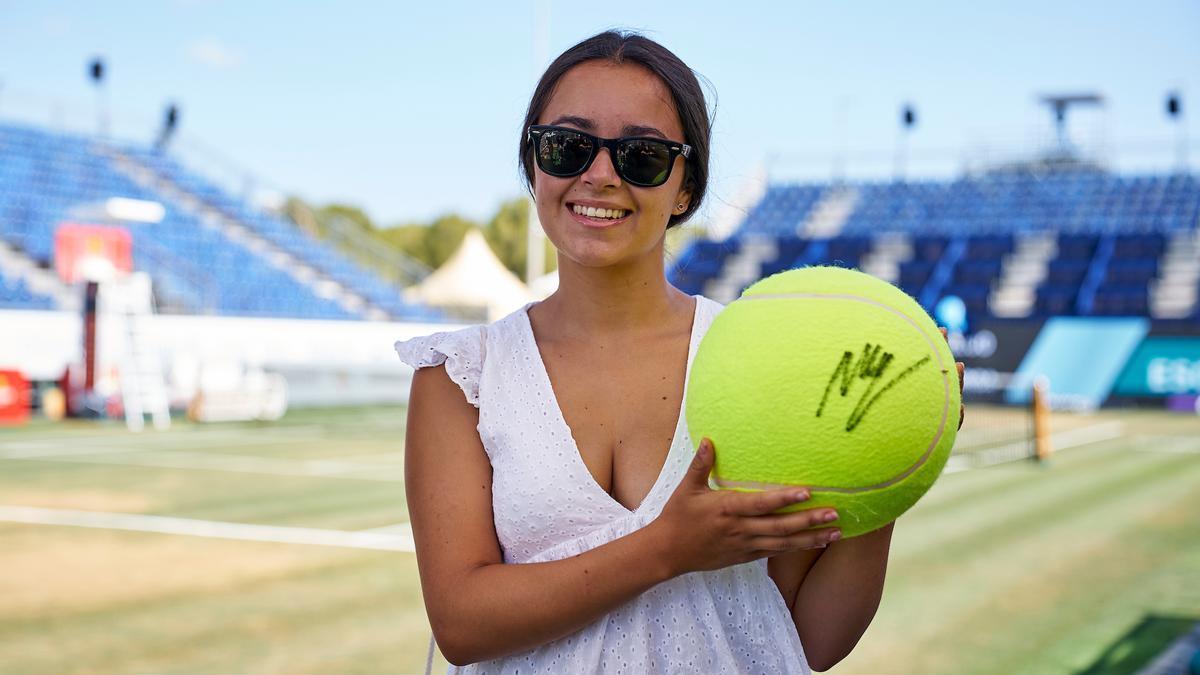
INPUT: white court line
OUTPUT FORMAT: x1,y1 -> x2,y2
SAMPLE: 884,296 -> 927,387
0,505 -> 414,552
1,450 -> 405,482
330,451 -> 405,464
0,425 -> 329,453
0,444 -> 163,460
360,523 -> 414,535
0,428 -> 336,461
944,421 -> 1127,474
1130,436 -> 1200,455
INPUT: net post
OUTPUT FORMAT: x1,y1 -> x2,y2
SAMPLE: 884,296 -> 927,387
1031,375 -> 1053,462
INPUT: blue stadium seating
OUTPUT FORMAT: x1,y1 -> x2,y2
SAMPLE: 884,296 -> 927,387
0,121 -> 441,321
123,147 -> 441,320
733,185 -> 823,237
670,171 -> 1200,322
670,239 -> 739,296
0,270 -> 55,310
759,236 -> 808,277
748,173 -> 1200,238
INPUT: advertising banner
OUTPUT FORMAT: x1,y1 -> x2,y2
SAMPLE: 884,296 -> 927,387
1006,317 -> 1149,410
54,223 -> 133,284
948,320 -> 1044,402
0,370 -> 31,426
1113,337 -> 1200,396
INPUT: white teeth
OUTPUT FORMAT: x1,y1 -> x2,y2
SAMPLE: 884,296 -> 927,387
572,205 -> 627,220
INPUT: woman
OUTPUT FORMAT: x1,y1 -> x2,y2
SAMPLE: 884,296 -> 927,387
398,30 -> 948,673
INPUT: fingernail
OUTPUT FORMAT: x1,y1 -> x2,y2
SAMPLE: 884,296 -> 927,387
828,530 -> 842,542
823,511 -> 838,523
794,490 -> 810,502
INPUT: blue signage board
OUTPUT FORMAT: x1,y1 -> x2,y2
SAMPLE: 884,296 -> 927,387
1113,337 -> 1200,396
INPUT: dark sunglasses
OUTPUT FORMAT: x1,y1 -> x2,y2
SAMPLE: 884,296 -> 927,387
527,125 -> 692,188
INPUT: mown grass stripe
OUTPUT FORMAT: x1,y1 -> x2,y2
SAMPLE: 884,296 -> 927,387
0,506 -> 414,552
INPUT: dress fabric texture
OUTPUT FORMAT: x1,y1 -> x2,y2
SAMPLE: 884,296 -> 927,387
395,296 -> 810,674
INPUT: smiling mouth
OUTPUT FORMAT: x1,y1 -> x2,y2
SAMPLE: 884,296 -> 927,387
569,203 -> 631,222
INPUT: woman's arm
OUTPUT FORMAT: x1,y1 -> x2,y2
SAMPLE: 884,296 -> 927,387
775,523 -> 894,672
406,364 -> 674,665
772,349 -> 963,671
407,365 -> 837,666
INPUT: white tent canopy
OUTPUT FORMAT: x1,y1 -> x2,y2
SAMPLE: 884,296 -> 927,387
529,269 -> 558,299
406,229 -> 536,322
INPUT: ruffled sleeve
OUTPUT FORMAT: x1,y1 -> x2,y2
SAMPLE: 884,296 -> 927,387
395,325 -> 487,408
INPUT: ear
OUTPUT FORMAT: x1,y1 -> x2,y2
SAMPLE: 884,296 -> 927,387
672,187 -> 693,216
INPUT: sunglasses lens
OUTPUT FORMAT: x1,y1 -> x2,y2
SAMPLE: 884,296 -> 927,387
617,140 -> 674,186
536,129 -> 594,176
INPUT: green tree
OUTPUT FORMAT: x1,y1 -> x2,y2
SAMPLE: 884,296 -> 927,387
424,214 -> 476,268
286,194 -> 566,278
378,214 -> 476,269
484,197 -> 557,279
484,197 -> 528,277
318,203 -> 375,232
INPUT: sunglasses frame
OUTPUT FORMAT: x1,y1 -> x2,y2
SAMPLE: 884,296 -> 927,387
527,124 -> 692,188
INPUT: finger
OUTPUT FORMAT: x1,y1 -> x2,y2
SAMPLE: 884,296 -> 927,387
687,438 -> 715,487
940,326 -> 948,340
723,486 -> 811,516
743,507 -> 839,537
753,527 -> 842,552
957,362 -> 965,392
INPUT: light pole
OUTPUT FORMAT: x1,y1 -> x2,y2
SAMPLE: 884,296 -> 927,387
895,103 -> 917,182
88,57 -> 108,138
526,0 -> 551,285
155,103 -> 180,152
1166,91 -> 1186,172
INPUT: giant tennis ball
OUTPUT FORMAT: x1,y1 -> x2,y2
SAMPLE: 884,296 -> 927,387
686,266 -> 959,538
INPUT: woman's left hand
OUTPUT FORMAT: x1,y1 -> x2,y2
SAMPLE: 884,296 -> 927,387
939,327 -> 966,430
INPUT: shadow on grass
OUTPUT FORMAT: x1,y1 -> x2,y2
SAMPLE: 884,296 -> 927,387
1076,614 -> 1199,675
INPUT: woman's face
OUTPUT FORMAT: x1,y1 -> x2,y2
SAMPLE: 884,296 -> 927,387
533,60 -> 691,269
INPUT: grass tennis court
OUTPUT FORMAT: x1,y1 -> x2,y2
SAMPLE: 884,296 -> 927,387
1,406 -> 1197,674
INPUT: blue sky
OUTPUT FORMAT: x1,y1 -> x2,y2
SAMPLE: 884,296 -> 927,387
1,1 -> 1198,225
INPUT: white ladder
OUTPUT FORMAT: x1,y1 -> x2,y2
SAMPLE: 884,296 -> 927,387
111,273 -> 171,431
1150,230 -> 1200,318
799,185 -> 860,239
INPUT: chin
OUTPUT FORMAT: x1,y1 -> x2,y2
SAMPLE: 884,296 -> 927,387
562,242 -> 662,270
560,248 -> 627,269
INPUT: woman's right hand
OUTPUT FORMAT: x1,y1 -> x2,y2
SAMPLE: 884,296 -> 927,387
652,437 -> 841,576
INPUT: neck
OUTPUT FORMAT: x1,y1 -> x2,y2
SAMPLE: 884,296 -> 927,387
538,246 -> 690,337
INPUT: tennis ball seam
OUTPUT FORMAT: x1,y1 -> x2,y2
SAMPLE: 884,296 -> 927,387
709,291 -> 954,494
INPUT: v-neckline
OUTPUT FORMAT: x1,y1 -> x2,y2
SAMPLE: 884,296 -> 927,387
521,297 -> 703,516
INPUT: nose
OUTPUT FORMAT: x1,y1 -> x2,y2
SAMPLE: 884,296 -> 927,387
581,147 -> 621,189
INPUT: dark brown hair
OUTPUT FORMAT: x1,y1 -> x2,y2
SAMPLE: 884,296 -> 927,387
519,30 -> 711,229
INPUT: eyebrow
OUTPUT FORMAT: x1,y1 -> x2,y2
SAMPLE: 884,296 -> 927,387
546,116 -> 669,140
547,115 -> 594,130
622,124 -> 668,139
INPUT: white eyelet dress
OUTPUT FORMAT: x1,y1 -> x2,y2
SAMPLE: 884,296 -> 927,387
395,296 -> 810,674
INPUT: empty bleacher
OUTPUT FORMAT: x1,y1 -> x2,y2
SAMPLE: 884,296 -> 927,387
734,185 -> 824,237
0,268 -> 55,310
671,171 -> 1200,321
0,121 -> 440,321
